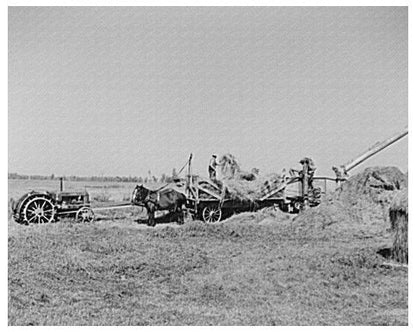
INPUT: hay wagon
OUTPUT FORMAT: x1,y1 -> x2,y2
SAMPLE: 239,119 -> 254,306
183,174 -> 323,223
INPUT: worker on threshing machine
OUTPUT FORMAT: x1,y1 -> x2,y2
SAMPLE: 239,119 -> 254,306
299,157 -> 316,188
208,154 -> 219,180
289,158 -> 316,187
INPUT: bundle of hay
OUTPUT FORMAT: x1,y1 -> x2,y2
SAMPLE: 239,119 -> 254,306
216,153 -> 283,201
218,153 -> 265,182
218,153 -> 241,179
389,190 -> 408,264
221,177 -> 265,201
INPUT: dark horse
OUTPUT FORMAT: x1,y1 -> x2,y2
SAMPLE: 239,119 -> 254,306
131,184 -> 187,227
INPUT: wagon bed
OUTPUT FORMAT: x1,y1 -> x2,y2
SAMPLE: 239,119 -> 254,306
183,174 -> 309,223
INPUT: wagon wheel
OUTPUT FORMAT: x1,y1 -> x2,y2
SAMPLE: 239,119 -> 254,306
22,195 -> 56,224
76,207 -> 95,223
202,205 -> 222,223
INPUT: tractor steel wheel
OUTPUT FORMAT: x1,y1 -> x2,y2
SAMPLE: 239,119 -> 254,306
76,207 -> 95,223
202,205 -> 222,223
22,195 -> 56,224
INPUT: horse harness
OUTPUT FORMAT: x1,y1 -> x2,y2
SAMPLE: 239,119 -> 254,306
144,190 -> 161,206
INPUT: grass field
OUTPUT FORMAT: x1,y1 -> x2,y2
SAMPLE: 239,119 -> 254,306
8,178 -> 408,325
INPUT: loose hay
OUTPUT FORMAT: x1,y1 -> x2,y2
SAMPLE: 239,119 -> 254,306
293,199 -> 360,236
331,167 -> 407,225
216,153 -> 283,202
225,207 -> 293,225
221,177 -> 265,201
389,190 -> 408,264
218,153 -> 241,178
335,166 -> 406,205
292,167 -> 407,240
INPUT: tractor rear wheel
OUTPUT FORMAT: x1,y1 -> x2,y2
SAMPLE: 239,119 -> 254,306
21,194 -> 56,224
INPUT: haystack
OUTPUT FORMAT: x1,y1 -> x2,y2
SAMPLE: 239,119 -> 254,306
389,190 -> 408,264
333,166 -> 407,223
291,166 -> 408,240
335,166 -> 406,205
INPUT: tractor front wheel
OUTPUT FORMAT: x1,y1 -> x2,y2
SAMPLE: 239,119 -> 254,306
76,207 -> 95,223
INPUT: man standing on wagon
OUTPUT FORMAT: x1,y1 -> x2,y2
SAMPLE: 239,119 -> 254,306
208,154 -> 220,180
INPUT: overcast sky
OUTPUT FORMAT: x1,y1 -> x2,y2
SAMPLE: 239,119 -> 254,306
8,6 -> 407,178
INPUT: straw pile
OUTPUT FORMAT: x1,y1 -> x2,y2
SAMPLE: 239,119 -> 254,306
216,154 -> 283,201
332,166 -> 407,224
293,198 -> 361,237
335,166 -> 406,205
293,167 -> 408,240
389,190 -> 408,264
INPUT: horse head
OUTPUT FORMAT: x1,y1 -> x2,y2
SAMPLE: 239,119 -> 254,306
131,184 -> 149,205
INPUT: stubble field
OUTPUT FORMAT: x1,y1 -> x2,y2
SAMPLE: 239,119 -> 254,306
8,173 -> 408,326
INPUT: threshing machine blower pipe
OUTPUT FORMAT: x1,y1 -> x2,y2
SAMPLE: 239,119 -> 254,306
333,127 -> 408,181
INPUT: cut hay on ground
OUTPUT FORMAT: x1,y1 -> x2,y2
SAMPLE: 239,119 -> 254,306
225,207 -> 294,225
389,190 -> 408,264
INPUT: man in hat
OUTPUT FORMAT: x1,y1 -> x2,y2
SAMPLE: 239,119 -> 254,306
299,157 -> 316,188
208,154 -> 220,180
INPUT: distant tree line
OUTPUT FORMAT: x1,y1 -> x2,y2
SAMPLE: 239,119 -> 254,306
8,169 -> 180,184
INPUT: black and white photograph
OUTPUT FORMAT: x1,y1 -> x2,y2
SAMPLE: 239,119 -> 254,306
7,3 -> 409,326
